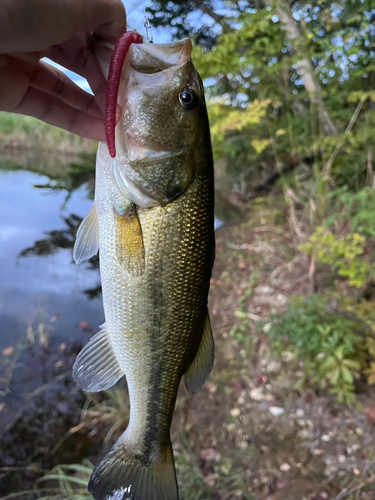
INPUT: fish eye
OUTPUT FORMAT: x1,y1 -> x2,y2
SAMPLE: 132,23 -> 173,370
178,88 -> 199,110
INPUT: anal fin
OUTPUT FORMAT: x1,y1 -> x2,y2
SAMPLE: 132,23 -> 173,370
73,202 -> 99,265
114,203 -> 145,276
184,313 -> 215,394
73,324 -> 124,392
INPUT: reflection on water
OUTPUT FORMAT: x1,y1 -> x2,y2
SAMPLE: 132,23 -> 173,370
0,165 -> 104,413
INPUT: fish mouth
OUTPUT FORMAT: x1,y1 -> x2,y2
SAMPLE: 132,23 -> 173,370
116,42 -> 198,157
126,141 -> 175,157
128,39 -> 193,73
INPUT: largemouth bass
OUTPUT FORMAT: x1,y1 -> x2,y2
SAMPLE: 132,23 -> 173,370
73,38 -> 215,500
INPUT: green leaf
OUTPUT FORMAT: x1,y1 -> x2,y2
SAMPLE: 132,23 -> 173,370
37,475 -> 88,487
341,366 -> 354,384
293,377 -> 305,390
327,367 -> 340,385
320,355 -> 337,372
342,359 -> 361,371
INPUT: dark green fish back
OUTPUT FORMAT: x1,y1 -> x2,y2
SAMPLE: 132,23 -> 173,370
138,167 -> 214,450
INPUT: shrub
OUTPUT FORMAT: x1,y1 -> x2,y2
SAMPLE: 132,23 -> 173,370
299,227 -> 375,288
326,187 -> 375,238
263,295 -> 375,403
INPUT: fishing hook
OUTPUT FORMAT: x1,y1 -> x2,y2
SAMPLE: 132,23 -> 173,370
144,15 -> 153,43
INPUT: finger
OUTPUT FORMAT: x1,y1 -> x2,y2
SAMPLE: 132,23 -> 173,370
31,61 -> 103,119
13,87 -> 105,142
46,34 -> 107,112
86,0 -> 127,43
0,0 -> 126,53
1,51 -> 105,118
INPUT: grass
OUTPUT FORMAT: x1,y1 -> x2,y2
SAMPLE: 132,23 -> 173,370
0,112 -> 93,153
1,462 -> 93,500
0,114 -> 97,181
51,389 -> 129,456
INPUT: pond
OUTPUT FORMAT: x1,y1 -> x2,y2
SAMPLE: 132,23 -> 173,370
0,156 -> 104,429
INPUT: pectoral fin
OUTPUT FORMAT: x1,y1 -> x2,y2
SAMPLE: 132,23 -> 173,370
73,324 -> 124,392
184,313 -> 215,394
114,203 -> 145,276
73,203 -> 99,265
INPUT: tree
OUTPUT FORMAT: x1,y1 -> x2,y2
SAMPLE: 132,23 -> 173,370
148,0 -> 375,198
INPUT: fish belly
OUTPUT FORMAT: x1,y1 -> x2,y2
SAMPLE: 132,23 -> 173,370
96,157 -> 214,451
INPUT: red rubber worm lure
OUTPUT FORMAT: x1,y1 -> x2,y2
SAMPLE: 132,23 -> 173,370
105,32 -> 143,158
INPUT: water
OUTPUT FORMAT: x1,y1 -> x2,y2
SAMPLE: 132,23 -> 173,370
0,165 -> 104,412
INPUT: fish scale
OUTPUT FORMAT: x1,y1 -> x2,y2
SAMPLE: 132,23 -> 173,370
73,38 -> 214,500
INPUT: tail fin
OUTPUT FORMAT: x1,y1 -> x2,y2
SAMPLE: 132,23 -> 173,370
88,432 -> 179,500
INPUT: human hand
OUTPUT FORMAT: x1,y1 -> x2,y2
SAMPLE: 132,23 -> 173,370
0,0 -> 127,141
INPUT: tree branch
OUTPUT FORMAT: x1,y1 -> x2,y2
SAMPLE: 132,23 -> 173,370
264,0 -> 337,136
322,99 -> 365,176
